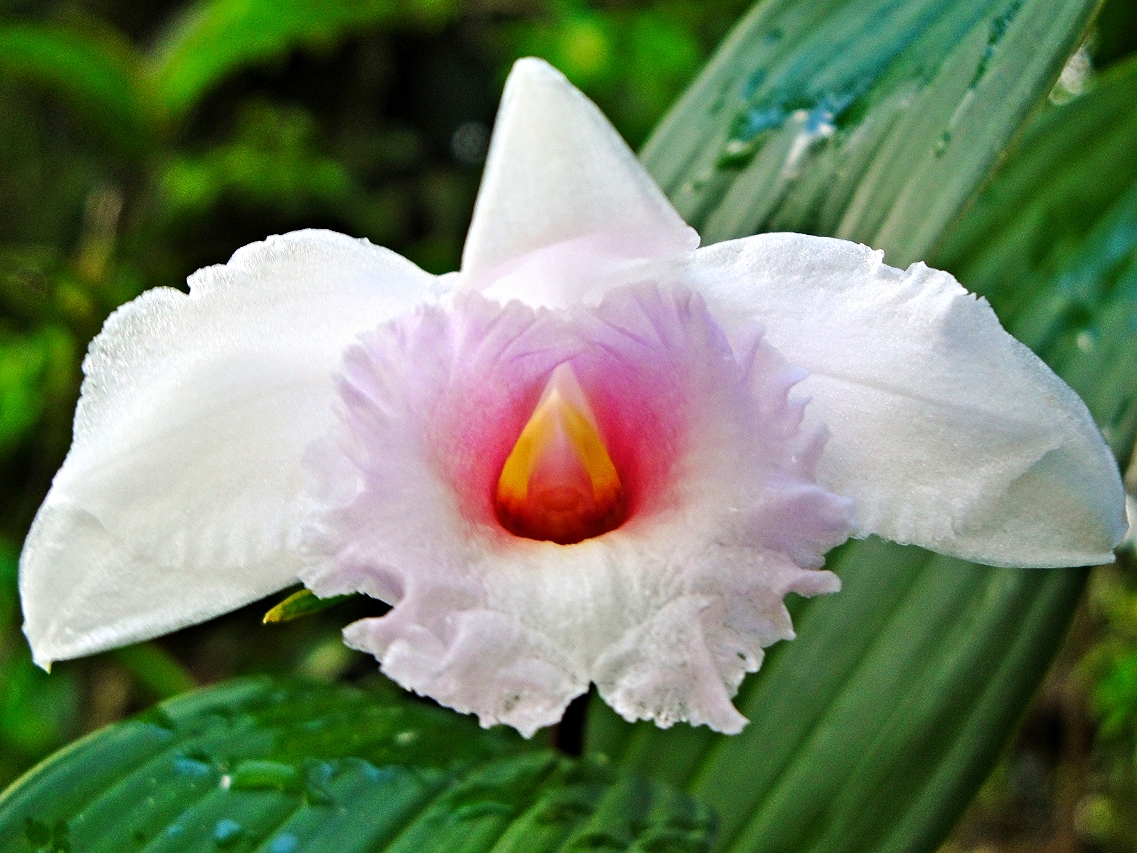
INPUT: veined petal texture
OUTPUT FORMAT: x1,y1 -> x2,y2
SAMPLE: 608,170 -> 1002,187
21,230 -> 444,668
461,58 -> 697,288
688,233 -> 1127,568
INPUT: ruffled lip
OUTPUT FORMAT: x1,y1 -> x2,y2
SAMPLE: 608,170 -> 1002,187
300,282 -> 851,735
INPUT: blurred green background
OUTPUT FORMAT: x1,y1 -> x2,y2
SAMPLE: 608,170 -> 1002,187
0,1 -> 1135,851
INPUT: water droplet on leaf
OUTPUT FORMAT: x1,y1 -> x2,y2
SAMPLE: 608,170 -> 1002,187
268,833 -> 299,853
173,756 -> 214,778
213,819 -> 243,848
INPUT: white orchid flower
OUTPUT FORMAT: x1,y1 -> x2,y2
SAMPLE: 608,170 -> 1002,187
19,59 -> 1126,737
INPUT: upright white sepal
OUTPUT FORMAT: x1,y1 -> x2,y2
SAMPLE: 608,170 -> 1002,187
689,233 -> 1127,568
21,230 -> 444,668
461,58 -> 698,286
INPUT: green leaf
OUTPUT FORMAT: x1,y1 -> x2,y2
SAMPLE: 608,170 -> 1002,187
154,101 -> 357,226
149,0 -> 459,121
641,0 -> 1098,265
109,644 -> 198,701
0,329 -> 74,455
263,589 -> 355,624
0,24 -> 152,158
586,4 -> 1131,853
0,677 -> 716,853
936,56 -> 1137,347
0,540 -> 80,785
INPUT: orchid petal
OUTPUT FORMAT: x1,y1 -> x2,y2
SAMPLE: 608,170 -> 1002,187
302,285 -> 848,735
688,233 -> 1126,568
460,58 -> 697,288
21,230 -> 444,668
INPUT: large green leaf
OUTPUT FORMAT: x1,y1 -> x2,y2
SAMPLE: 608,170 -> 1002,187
641,0 -> 1098,265
149,0 -> 458,122
588,5 -> 1131,853
935,56 -> 1137,325
0,677 -> 715,853
0,24 -> 152,158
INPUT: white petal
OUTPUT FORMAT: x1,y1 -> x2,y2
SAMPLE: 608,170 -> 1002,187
21,229 -> 444,668
460,58 -> 697,286
687,233 -> 1127,568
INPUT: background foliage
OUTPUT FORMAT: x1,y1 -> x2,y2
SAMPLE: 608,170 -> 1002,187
0,0 -> 1135,851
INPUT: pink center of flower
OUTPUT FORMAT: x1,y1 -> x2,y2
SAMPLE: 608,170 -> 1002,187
494,363 -> 627,544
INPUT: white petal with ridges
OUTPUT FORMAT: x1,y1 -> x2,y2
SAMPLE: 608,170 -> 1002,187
688,233 -> 1127,567
21,229 -> 443,668
461,58 -> 697,287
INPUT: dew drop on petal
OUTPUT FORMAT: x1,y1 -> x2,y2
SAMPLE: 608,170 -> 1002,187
495,362 -> 626,544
